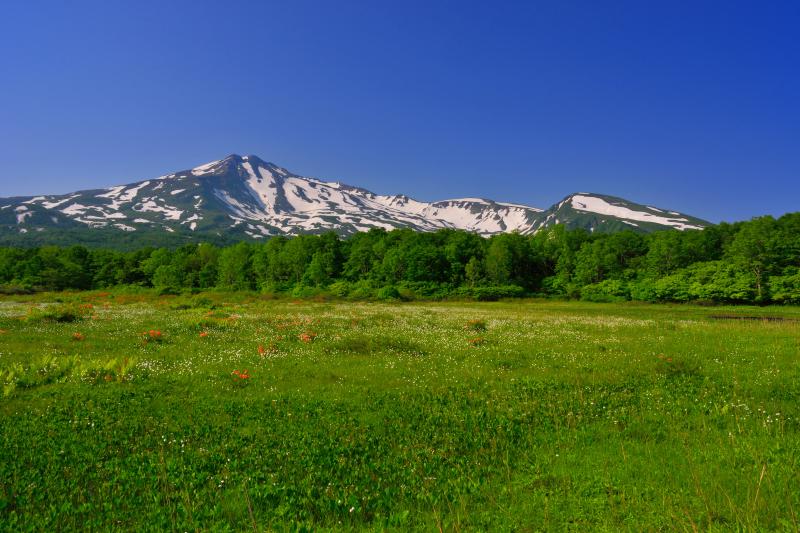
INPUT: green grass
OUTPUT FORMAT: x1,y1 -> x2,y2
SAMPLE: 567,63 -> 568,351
1,292 -> 799,531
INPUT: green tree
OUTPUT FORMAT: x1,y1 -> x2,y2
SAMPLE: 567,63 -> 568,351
217,242 -> 253,290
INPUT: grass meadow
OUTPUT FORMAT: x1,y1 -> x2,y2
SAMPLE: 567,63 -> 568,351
0,292 -> 798,531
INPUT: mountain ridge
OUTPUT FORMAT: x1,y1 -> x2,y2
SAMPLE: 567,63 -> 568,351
0,154 -> 710,246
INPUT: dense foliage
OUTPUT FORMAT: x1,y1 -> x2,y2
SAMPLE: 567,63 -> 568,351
1,212 -> 799,304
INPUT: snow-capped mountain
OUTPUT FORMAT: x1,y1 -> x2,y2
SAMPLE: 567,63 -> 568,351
530,192 -> 708,233
0,154 -> 709,244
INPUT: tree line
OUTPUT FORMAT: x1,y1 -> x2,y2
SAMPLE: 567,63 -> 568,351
1,212 -> 798,304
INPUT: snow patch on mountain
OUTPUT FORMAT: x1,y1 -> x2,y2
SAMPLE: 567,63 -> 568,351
570,195 -> 704,230
134,200 -> 183,221
0,154 -> 709,238
191,159 -> 222,176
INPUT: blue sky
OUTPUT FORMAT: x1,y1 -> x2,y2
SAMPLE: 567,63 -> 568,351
1,0 -> 797,223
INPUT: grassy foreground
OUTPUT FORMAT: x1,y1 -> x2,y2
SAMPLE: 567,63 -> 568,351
1,293 -> 798,531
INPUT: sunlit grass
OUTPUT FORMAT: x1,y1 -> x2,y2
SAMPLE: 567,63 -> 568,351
1,292 -> 798,530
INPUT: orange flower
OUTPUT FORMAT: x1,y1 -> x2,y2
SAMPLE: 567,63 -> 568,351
467,337 -> 485,347
258,344 -> 266,355
142,330 -> 163,342
72,332 -> 85,341
298,332 -> 317,343
232,369 -> 251,380
199,331 -> 208,338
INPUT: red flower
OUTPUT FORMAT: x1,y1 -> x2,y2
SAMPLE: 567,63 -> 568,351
298,332 -> 317,343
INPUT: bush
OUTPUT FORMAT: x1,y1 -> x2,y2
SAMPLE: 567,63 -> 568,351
0,285 -> 34,295
396,282 -> 453,300
466,285 -> 526,301
628,279 -> 658,302
291,284 -> 323,298
464,319 -> 488,332
376,285 -> 401,301
327,281 -> 351,298
27,303 -> 94,323
348,280 -> 376,300
580,279 -> 630,302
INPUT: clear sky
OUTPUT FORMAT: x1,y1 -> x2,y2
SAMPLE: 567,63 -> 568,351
1,1 -> 797,223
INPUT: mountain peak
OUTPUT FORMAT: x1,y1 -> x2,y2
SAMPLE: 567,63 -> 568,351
0,155 -> 711,244
542,192 -> 707,232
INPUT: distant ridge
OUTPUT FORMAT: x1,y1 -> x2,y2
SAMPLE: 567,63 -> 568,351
0,154 -> 710,246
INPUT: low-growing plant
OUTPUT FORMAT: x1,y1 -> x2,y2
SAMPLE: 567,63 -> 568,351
231,369 -> 251,386
26,302 -> 93,323
1,356 -> 79,393
464,319 -> 487,332
298,331 -> 317,343
467,336 -> 486,347
81,357 -> 138,384
191,317 -> 229,332
141,329 -> 163,343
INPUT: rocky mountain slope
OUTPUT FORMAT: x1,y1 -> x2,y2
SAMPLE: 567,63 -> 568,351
0,154 -> 709,245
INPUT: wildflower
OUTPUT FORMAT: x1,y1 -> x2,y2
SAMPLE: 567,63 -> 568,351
467,337 -> 485,347
232,369 -> 251,381
199,331 -> 209,338
72,332 -> 85,341
142,330 -> 163,343
299,332 -> 317,343
258,344 -> 266,355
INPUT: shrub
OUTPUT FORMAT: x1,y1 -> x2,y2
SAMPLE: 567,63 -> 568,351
580,279 -> 630,302
467,285 -> 526,301
0,285 -> 34,295
292,284 -> 323,298
327,281 -> 351,298
628,279 -> 658,302
376,286 -> 401,301
27,303 -> 93,323
347,280 -> 376,300
464,319 -> 487,332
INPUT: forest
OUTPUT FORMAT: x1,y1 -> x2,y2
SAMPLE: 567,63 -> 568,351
1,212 -> 798,304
